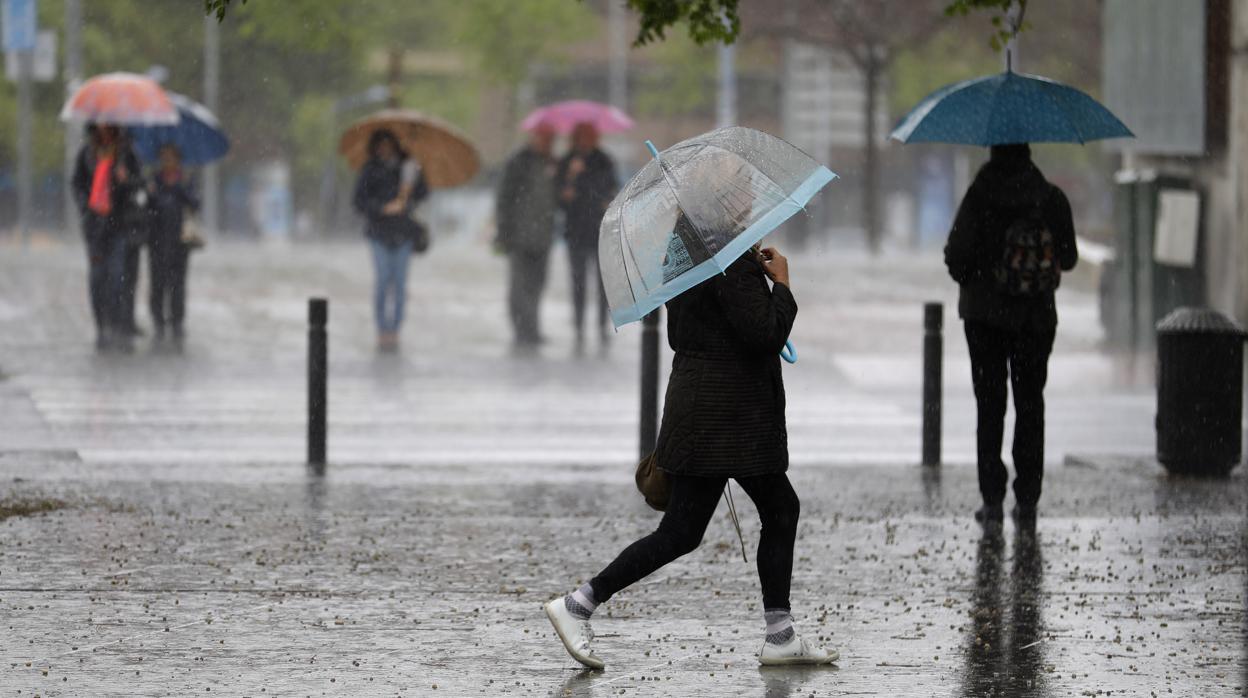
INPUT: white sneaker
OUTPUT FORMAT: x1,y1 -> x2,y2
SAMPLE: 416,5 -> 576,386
758,633 -> 839,666
544,597 -> 605,670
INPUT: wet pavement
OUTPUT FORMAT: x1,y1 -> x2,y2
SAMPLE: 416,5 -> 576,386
1,235 -> 1239,696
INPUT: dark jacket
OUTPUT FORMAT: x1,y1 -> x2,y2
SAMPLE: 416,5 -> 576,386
655,255 -> 798,478
556,148 -> 617,249
147,172 -> 199,248
496,147 -> 556,254
71,143 -> 144,235
944,147 -> 1078,332
353,157 -> 429,247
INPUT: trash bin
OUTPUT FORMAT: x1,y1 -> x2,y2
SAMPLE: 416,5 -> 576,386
1155,307 -> 1245,475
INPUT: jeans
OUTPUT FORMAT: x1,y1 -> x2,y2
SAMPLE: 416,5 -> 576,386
83,217 -> 128,335
590,472 -> 800,610
568,243 -> 608,339
964,320 -> 1056,510
507,248 -> 549,343
149,236 -> 189,331
370,238 -> 413,334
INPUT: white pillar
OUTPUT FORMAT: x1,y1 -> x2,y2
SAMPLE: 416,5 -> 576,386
62,0 -> 81,238
16,47 -> 32,248
716,42 -> 736,128
202,15 -> 220,236
607,0 -> 628,112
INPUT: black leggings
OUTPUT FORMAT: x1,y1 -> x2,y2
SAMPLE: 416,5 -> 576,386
589,473 -> 800,611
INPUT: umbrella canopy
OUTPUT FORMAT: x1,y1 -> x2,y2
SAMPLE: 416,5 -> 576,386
521,100 -> 634,134
890,71 -> 1133,146
338,109 -> 480,188
60,72 -> 178,126
128,93 -> 229,166
599,127 -> 836,329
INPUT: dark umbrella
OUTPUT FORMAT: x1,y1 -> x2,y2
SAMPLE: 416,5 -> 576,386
128,93 -> 229,166
891,70 -> 1133,146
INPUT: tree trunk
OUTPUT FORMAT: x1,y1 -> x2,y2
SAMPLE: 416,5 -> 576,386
862,52 -> 881,254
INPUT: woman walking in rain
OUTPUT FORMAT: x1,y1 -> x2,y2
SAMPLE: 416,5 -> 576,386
146,145 -> 199,345
353,129 -> 428,352
545,242 -> 837,669
556,122 -> 617,353
72,123 -> 144,352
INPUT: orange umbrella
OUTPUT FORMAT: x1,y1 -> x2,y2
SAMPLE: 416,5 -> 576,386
338,109 -> 480,188
60,72 -> 178,126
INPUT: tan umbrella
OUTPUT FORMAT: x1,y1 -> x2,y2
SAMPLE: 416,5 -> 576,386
338,109 -> 480,188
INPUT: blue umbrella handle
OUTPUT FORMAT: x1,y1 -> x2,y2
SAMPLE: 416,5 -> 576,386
780,340 -> 797,364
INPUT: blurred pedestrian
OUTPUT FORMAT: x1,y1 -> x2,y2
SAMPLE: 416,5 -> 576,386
146,145 -> 199,345
556,122 -> 617,352
944,143 -> 1078,527
353,129 -> 428,352
546,245 -> 838,669
496,124 -> 557,350
71,123 -> 144,352
118,133 -> 150,340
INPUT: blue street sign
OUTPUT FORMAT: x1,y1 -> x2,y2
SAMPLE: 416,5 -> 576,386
2,0 -> 36,52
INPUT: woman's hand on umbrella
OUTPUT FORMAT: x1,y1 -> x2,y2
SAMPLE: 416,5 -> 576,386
382,198 -> 405,215
758,247 -> 790,288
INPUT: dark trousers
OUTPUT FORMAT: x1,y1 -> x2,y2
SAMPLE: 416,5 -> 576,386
507,248 -> 549,343
590,472 -> 800,611
83,218 -> 128,335
149,237 -> 189,331
121,240 -> 142,329
964,320 -> 1055,509
568,242 -> 608,339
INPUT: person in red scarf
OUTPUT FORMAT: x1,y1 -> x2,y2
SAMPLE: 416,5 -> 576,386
71,123 -> 144,351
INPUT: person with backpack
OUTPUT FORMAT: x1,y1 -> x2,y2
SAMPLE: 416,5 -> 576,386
944,143 -> 1078,527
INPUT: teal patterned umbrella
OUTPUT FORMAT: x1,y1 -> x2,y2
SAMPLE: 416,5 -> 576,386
891,70 -> 1133,146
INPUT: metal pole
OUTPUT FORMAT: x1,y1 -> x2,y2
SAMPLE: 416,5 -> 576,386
607,0 -> 628,112
308,298 -> 328,466
63,0 -> 82,238
716,40 -> 736,128
202,15 -> 220,236
639,308 -> 661,459
922,302 -> 943,466
15,47 -> 32,248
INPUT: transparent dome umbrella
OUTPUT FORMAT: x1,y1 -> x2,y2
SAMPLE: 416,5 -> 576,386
598,127 -> 836,361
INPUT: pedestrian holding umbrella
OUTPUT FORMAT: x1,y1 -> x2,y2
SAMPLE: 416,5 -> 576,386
545,127 -> 839,670
891,70 -> 1132,527
63,73 -> 175,352
341,111 -> 479,352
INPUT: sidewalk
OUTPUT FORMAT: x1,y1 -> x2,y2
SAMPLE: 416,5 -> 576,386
1,236 -> 1228,696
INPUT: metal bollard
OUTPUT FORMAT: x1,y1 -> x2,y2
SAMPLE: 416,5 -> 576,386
639,308 -> 662,459
922,302 -> 943,467
308,298 -> 328,467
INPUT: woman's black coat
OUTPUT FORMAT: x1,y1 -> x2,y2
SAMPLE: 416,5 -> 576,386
70,144 -> 144,236
654,254 -> 798,478
352,157 -> 429,247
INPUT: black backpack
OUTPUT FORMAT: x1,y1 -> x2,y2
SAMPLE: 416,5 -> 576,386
992,205 -> 1060,296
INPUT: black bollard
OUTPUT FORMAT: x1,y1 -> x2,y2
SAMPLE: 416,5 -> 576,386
308,298 -> 328,467
639,308 -> 662,460
922,302 -> 943,467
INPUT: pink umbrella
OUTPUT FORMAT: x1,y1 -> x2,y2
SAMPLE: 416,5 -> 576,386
521,100 -> 634,134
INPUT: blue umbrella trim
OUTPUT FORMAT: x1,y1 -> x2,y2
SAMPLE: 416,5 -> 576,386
610,165 -> 837,327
